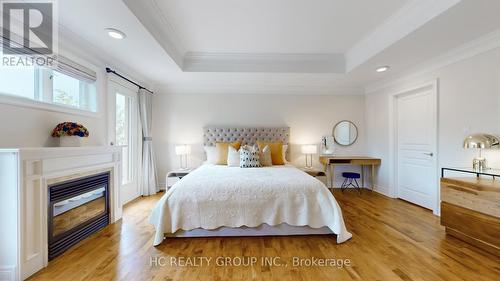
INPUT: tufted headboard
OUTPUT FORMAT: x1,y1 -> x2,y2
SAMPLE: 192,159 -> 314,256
203,127 -> 290,147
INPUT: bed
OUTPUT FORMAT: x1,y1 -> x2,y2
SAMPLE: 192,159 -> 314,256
150,127 -> 352,245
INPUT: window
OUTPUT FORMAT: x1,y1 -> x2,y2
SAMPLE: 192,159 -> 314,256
51,70 -> 96,111
115,93 -> 132,184
0,65 -> 36,99
0,63 -> 97,112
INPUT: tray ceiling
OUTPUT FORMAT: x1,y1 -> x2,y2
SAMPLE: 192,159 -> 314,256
152,0 -> 409,54
55,0 -> 500,94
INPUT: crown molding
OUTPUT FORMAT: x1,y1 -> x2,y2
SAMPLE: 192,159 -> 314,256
183,52 -> 345,73
122,0 -> 463,74
123,0 -> 186,68
365,28 -> 500,93
156,82 -> 363,96
345,0 -> 462,72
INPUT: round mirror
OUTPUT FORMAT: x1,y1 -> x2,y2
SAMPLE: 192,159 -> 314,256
333,121 -> 358,146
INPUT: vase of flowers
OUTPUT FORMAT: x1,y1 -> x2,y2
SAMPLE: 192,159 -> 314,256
52,122 -> 90,147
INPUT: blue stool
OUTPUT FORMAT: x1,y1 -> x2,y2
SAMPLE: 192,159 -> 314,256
341,172 -> 361,193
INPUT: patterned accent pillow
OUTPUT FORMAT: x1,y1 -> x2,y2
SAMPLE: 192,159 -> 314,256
240,145 -> 262,168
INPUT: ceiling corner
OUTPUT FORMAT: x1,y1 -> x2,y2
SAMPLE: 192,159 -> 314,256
123,0 -> 186,69
345,0 -> 462,73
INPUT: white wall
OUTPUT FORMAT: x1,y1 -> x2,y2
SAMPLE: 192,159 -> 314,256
365,47 -> 500,196
153,92 -> 366,187
0,103 -> 107,147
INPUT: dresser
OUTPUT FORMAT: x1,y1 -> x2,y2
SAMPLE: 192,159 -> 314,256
440,168 -> 500,256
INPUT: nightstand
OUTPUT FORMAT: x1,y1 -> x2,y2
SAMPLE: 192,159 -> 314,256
165,169 -> 193,190
300,168 -> 327,184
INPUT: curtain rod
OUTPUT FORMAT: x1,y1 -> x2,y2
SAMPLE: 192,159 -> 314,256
105,67 -> 154,94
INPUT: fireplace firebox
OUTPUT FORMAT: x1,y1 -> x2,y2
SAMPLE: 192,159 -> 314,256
48,172 -> 110,260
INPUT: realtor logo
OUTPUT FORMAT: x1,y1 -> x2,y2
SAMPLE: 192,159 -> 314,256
1,0 -> 56,55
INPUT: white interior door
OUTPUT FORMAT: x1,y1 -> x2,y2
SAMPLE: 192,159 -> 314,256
108,81 -> 140,205
396,87 -> 437,210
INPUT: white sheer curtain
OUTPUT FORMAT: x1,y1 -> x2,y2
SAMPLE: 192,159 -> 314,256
138,88 -> 158,196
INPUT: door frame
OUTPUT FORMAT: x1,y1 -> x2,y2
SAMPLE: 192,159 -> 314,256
107,78 -> 142,204
388,79 -> 440,215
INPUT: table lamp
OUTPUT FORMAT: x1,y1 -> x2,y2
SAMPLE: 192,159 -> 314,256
301,144 -> 318,169
175,144 -> 191,170
463,134 -> 499,171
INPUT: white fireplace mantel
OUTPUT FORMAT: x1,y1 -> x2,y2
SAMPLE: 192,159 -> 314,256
0,146 -> 122,281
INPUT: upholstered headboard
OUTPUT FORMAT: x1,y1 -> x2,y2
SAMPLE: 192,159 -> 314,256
203,127 -> 290,147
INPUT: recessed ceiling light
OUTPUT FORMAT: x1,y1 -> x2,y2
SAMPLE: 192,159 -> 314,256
376,66 -> 390,73
105,28 -> 126,40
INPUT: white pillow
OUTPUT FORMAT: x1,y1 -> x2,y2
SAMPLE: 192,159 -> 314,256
227,146 -> 240,167
204,146 -> 218,164
259,145 -> 272,166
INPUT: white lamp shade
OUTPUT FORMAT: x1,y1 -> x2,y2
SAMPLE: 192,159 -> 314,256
301,144 -> 318,154
175,144 -> 191,156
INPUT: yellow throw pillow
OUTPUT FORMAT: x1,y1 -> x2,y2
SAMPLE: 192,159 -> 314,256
215,141 -> 241,165
257,141 -> 284,165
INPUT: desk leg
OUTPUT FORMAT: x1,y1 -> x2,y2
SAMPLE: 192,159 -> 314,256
361,165 -> 365,188
371,164 -> 375,191
323,163 -> 329,188
330,165 -> 334,189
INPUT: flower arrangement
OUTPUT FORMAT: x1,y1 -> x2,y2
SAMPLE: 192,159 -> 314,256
52,122 -> 89,138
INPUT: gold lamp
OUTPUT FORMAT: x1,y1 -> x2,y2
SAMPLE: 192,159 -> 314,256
463,134 -> 499,171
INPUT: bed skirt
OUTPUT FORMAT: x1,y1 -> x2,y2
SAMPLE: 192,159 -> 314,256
163,223 -> 334,238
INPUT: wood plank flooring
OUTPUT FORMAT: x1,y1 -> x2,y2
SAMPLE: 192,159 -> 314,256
30,190 -> 500,281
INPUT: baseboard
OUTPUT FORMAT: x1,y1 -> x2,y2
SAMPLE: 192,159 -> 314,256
0,265 -> 17,281
158,181 -> 166,190
372,186 -> 392,198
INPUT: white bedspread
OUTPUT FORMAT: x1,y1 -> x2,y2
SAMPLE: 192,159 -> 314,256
150,164 -> 352,245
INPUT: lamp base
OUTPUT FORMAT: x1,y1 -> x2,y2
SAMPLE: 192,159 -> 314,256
473,157 -> 487,171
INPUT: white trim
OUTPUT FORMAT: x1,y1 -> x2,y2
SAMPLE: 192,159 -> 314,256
372,186 -> 392,198
159,83 -> 364,96
107,81 -> 141,205
0,266 -> 17,281
346,0 -> 461,72
183,52 -> 345,73
158,181 -> 166,190
0,92 -> 102,118
388,79 -> 440,215
123,0 -> 463,75
0,43 -> 105,118
365,28 -> 500,93
123,0 -> 186,68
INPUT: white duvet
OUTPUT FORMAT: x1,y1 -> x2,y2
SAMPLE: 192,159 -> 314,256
150,164 -> 352,245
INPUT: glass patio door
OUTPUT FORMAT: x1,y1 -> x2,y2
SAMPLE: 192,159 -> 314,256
108,81 -> 140,204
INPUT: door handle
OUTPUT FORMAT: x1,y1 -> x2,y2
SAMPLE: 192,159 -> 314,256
423,152 -> 434,157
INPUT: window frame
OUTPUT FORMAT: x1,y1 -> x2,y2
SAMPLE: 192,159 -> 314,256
0,61 -> 101,118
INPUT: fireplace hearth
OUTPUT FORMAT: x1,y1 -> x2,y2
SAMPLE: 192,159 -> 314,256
48,172 -> 110,260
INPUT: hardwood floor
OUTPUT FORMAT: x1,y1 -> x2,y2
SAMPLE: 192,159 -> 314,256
30,190 -> 500,281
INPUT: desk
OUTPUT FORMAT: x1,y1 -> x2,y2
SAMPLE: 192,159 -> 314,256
319,156 -> 381,190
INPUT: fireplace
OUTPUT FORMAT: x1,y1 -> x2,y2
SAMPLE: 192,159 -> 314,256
48,172 -> 110,260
